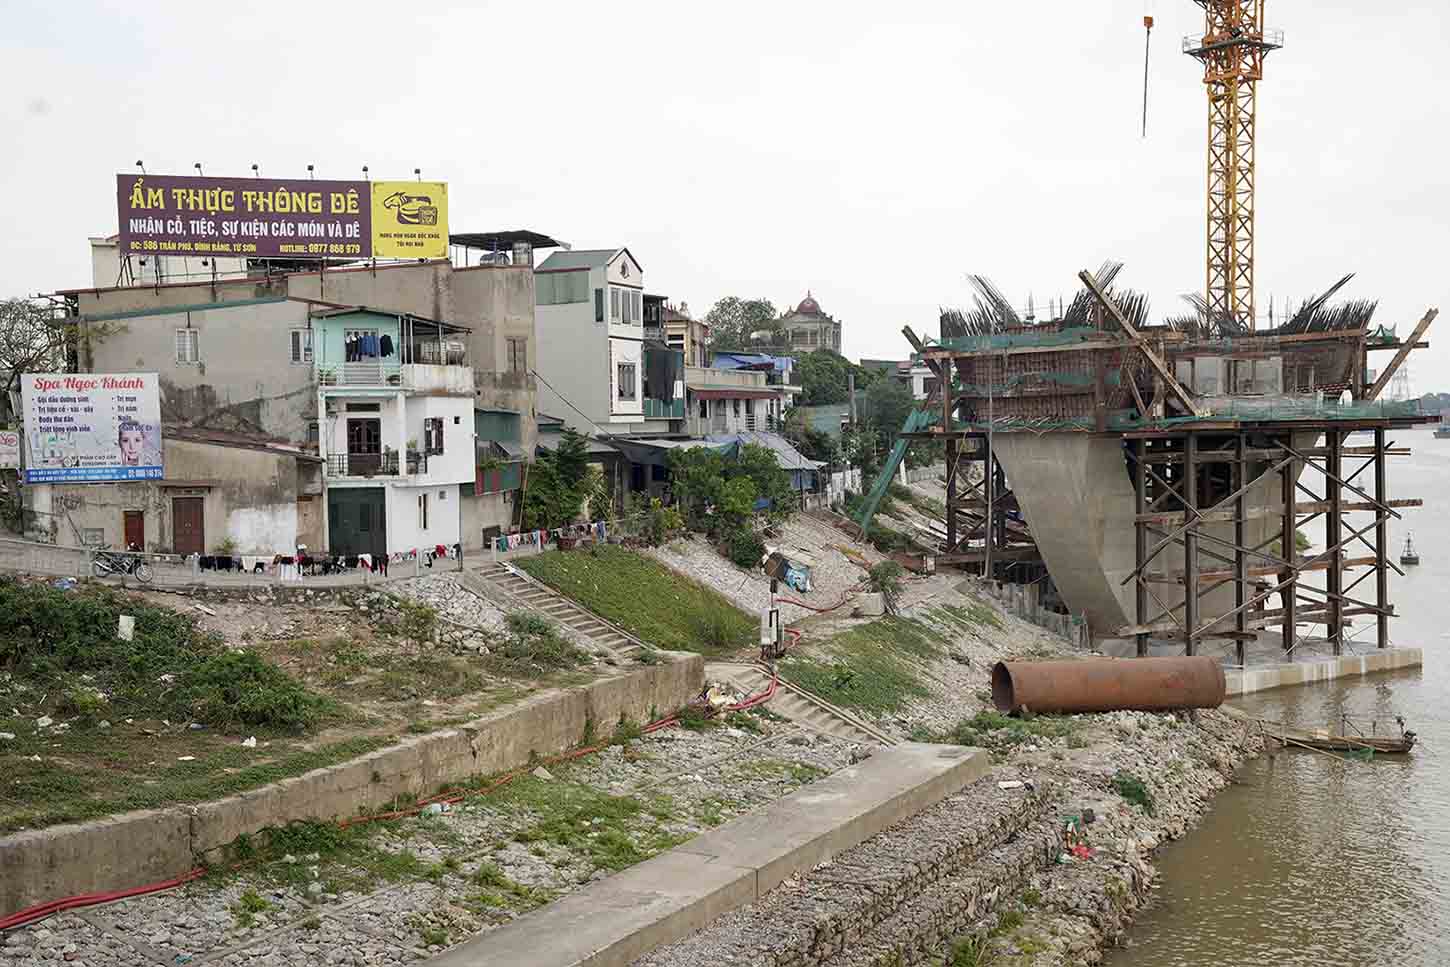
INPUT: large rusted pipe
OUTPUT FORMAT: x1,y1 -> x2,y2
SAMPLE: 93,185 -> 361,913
991,657 -> 1225,714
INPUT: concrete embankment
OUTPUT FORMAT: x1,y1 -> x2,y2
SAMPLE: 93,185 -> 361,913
429,742 -> 991,967
1225,646 -> 1422,696
0,653 -> 702,918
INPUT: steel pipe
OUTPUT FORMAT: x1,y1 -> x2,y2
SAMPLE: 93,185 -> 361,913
991,657 -> 1225,715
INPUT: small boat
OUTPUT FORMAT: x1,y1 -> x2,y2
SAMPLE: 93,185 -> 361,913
1265,714 -> 1418,755
1400,533 -> 1420,566
1274,732 -> 1417,754
1435,415 -> 1450,439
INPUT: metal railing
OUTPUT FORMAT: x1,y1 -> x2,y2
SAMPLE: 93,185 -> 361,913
324,450 -> 428,477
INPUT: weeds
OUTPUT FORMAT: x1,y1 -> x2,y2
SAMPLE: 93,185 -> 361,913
1112,771 -> 1155,815
485,613 -> 588,678
780,617 -> 945,715
231,888 -> 273,928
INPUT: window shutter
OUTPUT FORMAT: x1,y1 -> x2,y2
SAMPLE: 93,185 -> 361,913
290,331 -> 301,364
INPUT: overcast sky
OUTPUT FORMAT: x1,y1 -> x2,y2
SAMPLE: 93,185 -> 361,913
3,1 -> 1447,389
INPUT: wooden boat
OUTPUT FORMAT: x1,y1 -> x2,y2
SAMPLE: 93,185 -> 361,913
1400,533 -> 1420,566
1265,720 -> 1417,755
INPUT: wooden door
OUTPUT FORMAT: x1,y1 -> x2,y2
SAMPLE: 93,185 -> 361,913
122,510 -> 144,551
347,418 -> 382,475
173,497 -> 205,556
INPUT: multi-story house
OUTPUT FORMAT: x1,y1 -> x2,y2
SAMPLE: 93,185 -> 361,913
56,245 -> 542,551
683,362 -> 793,437
533,248 -> 685,435
777,292 -> 843,354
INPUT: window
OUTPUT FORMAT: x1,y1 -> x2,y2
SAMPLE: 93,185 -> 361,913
732,398 -> 740,417
307,421 -> 319,445
536,270 -> 588,305
174,328 -> 199,364
699,398 -> 708,419
611,287 -> 622,321
424,417 -> 444,455
417,493 -> 429,530
631,290 -> 642,324
347,402 -> 381,412
595,288 -> 605,323
617,363 -> 637,400
745,398 -> 754,415
507,337 -> 527,373
80,528 -> 105,546
289,328 -> 313,364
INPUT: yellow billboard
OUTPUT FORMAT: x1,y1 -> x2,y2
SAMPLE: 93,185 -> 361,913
370,181 -> 449,259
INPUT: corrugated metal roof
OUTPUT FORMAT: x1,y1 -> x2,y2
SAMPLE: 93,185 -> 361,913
705,431 -> 823,471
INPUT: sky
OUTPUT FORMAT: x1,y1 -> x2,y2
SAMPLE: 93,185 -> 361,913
3,1 -> 1448,389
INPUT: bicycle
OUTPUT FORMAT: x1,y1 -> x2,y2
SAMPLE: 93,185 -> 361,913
92,546 -> 154,583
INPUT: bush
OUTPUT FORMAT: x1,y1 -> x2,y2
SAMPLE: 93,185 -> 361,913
487,612 -> 588,677
726,529 -> 765,568
175,651 -> 333,733
0,578 -> 331,734
1112,770 -> 1155,815
868,561 -> 904,599
644,498 -> 685,547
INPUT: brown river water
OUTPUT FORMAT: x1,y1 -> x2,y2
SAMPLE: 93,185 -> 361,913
1108,427 -> 1450,967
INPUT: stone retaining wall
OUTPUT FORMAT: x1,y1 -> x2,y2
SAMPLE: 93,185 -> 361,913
0,652 -> 703,917
638,779 -> 1059,967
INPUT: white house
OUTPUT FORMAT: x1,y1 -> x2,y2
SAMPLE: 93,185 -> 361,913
534,248 -> 685,435
313,309 -> 477,559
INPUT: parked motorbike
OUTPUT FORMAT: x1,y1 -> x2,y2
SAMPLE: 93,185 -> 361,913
91,547 -> 153,583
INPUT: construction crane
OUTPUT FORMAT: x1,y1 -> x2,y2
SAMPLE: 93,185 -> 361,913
1183,1 -> 1282,331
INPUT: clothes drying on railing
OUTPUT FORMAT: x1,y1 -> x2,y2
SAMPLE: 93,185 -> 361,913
492,520 -> 609,553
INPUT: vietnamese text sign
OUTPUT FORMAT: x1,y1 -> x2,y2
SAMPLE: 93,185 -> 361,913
116,174 -> 449,260
0,429 -> 18,469
22,374 -> 163,483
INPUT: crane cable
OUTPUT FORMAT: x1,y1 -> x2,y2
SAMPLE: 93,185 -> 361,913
1142,13 -> 1155,138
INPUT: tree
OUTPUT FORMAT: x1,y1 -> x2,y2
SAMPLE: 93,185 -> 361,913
792,349 -> 877,407
0,298 -> 65,424
704,297 -> 779,352
668,441 -> 797,532
521,429 -> 594,530
865,378 -> 914,445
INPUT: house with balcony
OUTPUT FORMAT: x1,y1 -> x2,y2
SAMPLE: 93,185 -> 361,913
312,308 -> 477,558
534,248 -> 685,435
684,363 -> 793,437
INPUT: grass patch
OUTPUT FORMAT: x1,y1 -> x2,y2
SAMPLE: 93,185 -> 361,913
929,710 -> 1079,750
483,612 -> 589,678
488,775 -> 687,872
0,578 -> 332,733
231,887 -> 273,928
780,617 -> 945,715
469,861 -> 553,911
0,735 -> 389,834
516,546 -> 755,656
1112,770 -> 1155,816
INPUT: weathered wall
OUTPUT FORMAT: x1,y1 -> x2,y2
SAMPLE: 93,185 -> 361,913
82,299 -> 316,444
38,438 -> 309,554
0,653 -> 704,917
460,487 -> 515,549
536,299 -> 609,432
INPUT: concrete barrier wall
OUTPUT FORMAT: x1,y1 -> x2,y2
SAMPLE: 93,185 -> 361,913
1224,647 -> 1421,696
0,653 -> 704,917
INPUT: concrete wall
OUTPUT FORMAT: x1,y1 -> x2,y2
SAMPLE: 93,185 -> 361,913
610,336 -> 644,420
460,487 -> 515,550
83,299 -> 316,444
994,435 -> 1137,635
37,437 -> 309,555
0,653 -> 704,918
387,481 -> 462,554
535,299 -> 608,433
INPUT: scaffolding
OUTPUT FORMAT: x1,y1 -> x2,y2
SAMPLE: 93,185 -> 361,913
1117,421 -> 1421,663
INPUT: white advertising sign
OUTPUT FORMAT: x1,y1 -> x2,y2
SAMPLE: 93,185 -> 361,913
0,429 -> 18,469
22,373 -> 163,483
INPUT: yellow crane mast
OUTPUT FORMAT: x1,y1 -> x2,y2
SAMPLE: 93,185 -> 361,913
1184,1 -> 1282,330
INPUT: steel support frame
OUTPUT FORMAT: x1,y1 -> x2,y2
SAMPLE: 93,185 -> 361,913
1124,424 -> 1404,659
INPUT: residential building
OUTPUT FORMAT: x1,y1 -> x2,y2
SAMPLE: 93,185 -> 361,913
645,299 -> 711,367
313,308 -> 476,558
28,426 -> 321,556
57,242 -> 547,551
861,358 -> 937,401
776,292 -> 842,354
533,248 -> 685,435
684,364 -> 790,437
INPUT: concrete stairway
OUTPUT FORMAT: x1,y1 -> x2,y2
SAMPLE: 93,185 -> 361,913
468,562 -> 644,661
706,661 -> 898,748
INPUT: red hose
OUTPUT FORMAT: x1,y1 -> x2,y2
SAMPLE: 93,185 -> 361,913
0,665 -> 787,933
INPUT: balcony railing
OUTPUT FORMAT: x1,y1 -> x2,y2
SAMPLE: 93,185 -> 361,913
325,450 -> 429,478
642,397 -> 685,419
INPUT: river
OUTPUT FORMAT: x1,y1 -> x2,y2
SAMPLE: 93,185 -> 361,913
1108,426 -> 1450,967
